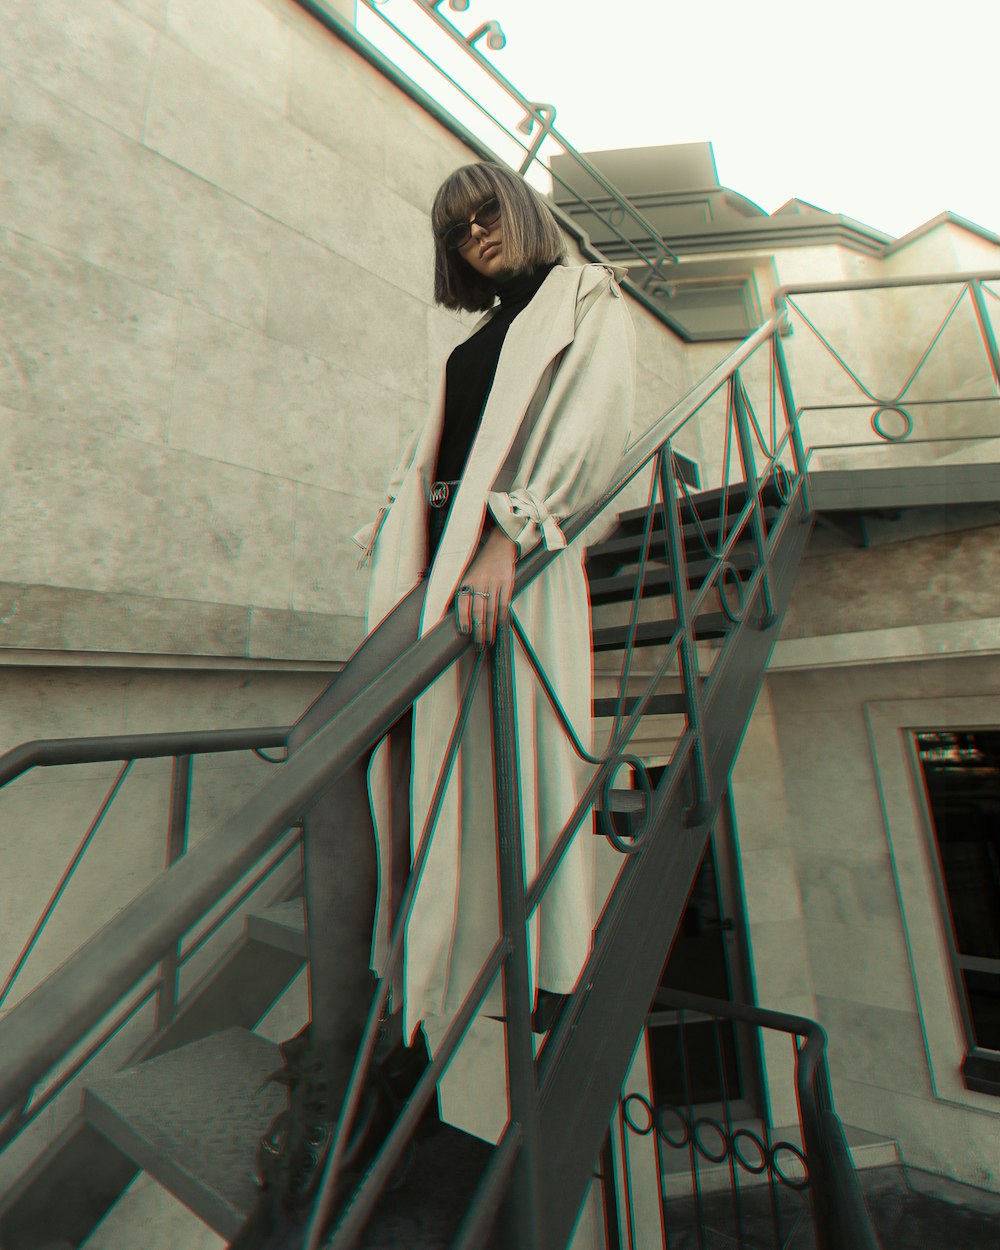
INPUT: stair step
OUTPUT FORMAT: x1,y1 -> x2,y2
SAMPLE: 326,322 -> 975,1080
83,1028 -> 496,1248
615,486 -> 778,531
245,898 -> 305,958
592,613 -> 731,651
587,506 -> 778,569
593,693 -> 686,718
83,1029 -> 284,1240
589,550 -> 756,606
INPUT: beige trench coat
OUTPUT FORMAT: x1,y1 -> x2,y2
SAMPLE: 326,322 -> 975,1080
357,262 -> 636,1040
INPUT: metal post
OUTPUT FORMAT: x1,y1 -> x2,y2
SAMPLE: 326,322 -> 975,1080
658,446 -> 712,825
771,330 -> 811,515
517,103 -> 556,175
731,374 -> 777,627
968,278 -> 1000,391
156,754 -> 193,1031
491,624 -> 542,1248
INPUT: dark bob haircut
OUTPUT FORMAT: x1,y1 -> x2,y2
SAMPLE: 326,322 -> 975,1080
431,162 -> 566,313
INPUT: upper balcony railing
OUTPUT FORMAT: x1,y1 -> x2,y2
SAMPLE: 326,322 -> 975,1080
297,0 -> 680,316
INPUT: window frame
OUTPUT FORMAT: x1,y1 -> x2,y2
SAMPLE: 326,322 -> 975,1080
866,695 -> 1000,1108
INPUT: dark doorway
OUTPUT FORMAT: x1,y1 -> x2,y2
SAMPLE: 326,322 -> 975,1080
647,790 -> 759,1117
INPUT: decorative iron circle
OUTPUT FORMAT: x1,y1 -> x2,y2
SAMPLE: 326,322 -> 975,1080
654,1103 -> 691,1149
599,753 -> 653,854
622,1092 -> 655,1136
770,461 -> 792,503
608,206 -> 626,228
871,405 -> 913,443
771,1140 -> 810,1191
731,1128 -> 769,1175
693,1117 -> 730,1164
718,558 -> 746,624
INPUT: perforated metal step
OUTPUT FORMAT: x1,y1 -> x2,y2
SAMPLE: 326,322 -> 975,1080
84,1029 -> 283,1241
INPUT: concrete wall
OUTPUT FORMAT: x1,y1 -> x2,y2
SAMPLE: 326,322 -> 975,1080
734,656 -> 1000,1191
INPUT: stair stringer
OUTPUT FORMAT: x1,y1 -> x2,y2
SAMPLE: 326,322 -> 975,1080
530,498 -> 813,1250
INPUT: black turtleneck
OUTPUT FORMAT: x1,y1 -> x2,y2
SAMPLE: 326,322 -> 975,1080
428,263 -> 556,560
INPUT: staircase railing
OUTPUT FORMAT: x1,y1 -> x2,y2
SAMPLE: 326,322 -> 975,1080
0,727 -> 295,1150
609,989 -> 879,1250
0,308 -> 796,1235
4,268 -> 991,1245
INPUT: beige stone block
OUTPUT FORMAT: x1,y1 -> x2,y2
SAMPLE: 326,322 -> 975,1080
115,0 -> 166,25
164,0 -> 290,110
0,666 -> 127,761
264,230 -> 428,399
144,36 -> 308,223
287,26 -> 386,181
744,918 -> 814,1002
119,667 -> 316,736
82,1172 -> 226,1250
806,919 -> 917,1014
0,237 -> 179,443
0,69 -> 273,330
382,103 -> 475,213
248,605 -> 364,662
0,582 -> 251,658
796,849 -> 903,928
739,848 -> 805,925
4,0 -> 156,139
0,74 -> 271,331
774,710 -> 889,856
815,995 -> 932,1099
169,305 -> 424,493
1,407 -> 296,608
291,482 -> 373,619
295,140 -> 434,303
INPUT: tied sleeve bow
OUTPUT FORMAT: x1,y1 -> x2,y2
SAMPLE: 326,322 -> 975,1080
487,488 -> 567,555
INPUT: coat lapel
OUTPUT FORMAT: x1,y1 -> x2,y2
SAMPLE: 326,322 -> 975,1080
420,263 -> 587,628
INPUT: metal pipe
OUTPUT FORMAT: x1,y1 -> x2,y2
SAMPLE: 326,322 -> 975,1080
491,623 -> 542,1247
0,727 -> 289,790
155,754 -> 194,1030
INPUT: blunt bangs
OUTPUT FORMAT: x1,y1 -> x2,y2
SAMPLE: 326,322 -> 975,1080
432,163 -> 566,313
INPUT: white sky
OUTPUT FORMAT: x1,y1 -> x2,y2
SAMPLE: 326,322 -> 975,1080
358,0 -> 999,239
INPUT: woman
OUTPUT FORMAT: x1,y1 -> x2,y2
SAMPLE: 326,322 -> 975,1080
257,161 -> 636,1218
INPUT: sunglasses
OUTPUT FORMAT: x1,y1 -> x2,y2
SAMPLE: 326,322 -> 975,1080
442,197 -> 501,251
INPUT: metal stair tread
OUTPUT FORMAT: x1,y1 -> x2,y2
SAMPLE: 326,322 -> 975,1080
246,897 -> 305,957
587,506 -> 779,561
592,613 -> 731,650
83,1027 -> 283,1239
589,550 -> 756,602
593,693 -> 687,718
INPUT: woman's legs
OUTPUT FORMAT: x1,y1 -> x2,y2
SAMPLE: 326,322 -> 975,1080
288,582 -> 426,1093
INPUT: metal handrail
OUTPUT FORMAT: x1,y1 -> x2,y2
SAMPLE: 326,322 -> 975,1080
651,989 -> 880,1250
0,308 -> 782,1123
0,727 -> 290,789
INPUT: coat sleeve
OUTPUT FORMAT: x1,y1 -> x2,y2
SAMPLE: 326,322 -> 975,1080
352,424 -> 422,561
486,273 -> 636,557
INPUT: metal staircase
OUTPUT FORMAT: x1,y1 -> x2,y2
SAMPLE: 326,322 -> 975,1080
2,270 -> 997,1248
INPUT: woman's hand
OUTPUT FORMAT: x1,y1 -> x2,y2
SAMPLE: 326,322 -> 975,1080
455,526 -> 518,649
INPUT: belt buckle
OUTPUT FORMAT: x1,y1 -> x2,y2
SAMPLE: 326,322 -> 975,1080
429,481 -> 451,509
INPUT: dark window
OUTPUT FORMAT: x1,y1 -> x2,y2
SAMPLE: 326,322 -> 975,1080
915,730 -> 1000,1082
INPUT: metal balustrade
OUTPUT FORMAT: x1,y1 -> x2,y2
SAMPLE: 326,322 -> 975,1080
2,269 -> 994,1247
610,990 -> 879,1250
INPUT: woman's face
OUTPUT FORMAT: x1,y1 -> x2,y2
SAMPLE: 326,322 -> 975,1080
451,197 -> 506,281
